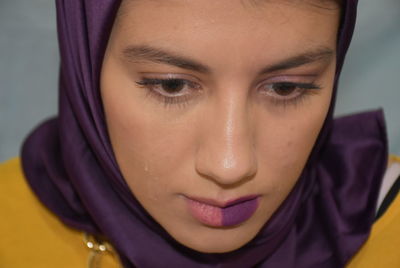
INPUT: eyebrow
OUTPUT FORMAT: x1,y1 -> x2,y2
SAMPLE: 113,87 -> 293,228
123,45 -> 210,73
122,45 -> 334,74
258,47 -> 334,74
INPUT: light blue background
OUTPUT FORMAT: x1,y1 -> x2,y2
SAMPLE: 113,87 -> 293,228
1,0 -> 399,162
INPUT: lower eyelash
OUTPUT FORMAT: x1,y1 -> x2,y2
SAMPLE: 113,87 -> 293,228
269,87 -> 321,108
145,89 -> 192,108
137,83 -> 192,108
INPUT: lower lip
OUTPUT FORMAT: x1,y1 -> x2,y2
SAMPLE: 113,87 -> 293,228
186,197 -> 260,227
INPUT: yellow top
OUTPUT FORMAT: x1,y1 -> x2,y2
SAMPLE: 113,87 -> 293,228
347,155 -> 400,268
0,158 -> 120,268
0,157 -> 399,268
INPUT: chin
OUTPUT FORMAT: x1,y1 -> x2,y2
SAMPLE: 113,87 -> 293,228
172,225 -> 259,254
193,244 -> 245,254
184,240 -> 249,254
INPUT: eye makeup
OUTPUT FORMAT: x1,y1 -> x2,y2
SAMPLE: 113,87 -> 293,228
135,75 -> 322,108
136,78 -> 201,107
257,81 -> 322,107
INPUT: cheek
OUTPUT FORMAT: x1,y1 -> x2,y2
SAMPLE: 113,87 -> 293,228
101,55 -> 196,189
255,92 -> 332,194
113,118 -> 196,174
103,93 -> 198,202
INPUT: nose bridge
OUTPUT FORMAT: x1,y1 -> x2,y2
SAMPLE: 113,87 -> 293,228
195,93 -> 257,186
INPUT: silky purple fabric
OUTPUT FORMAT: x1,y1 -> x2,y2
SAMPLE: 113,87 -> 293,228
21,0 -> 388,267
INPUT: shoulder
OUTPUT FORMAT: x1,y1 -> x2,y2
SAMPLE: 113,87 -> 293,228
347,155 -> 400,268
0,158 -> 119,268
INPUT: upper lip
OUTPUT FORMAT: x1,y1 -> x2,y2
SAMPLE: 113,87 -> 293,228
186,195 -> 260,208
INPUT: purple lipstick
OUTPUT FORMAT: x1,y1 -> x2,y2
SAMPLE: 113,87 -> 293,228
186,195 -> 260,227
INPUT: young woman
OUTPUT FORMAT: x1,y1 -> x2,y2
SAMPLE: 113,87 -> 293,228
1,0 -> 399,267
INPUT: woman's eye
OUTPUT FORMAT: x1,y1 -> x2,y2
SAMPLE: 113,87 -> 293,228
271,82 -> 299,96
157,79 -> 187,94
136,78 -> 197,96
136,78 -> 201,106
260,82 -> 321,103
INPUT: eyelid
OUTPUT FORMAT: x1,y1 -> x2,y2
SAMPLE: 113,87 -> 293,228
136,78 -> 201,98
250,74 -> 317,91
138,72 -> 202,84
135,76 -> 203,108
260,74 -> 318,83
136,78 -> 197,87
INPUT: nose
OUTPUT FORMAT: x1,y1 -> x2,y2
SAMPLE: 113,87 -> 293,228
195,97 -> 257,187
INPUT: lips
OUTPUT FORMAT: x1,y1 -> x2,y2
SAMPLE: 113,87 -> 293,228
186,195 -> 260,227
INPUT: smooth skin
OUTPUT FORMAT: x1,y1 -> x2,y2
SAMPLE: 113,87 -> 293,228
101,0 -> 340,253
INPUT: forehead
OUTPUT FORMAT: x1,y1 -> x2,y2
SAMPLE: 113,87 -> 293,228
115,0 -> 341,36
115,0 -> 340,42
120,0 -> 340,10
112,0 -> 340,77
116,0 -> 340,30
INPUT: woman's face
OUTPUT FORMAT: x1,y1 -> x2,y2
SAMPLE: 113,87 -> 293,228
101,0 -> 340,253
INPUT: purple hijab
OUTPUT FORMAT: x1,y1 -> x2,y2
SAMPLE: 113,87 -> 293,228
21,0 -> 388,267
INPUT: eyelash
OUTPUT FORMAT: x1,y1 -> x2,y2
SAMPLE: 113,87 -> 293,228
136,78 -> 200,107
135,78 -> 321,108
259,81 -> 321,107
